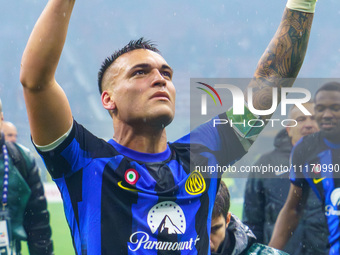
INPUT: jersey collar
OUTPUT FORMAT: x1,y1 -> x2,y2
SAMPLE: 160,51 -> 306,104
108,139 -> 171,163
323,137 -> 340,149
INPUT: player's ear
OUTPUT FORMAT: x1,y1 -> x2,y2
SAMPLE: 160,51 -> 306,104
225,212 -> 231,228
101,90 -> 116,111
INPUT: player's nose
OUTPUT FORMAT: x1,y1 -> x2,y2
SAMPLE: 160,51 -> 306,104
151,69 -> 166,87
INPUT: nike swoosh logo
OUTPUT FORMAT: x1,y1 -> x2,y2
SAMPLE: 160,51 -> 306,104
313,177 -> 326,184
118,181 -> 139,192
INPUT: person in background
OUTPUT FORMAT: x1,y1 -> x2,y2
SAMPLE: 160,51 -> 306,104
2,121 -> 18,142
243,102 -> 329,254
269,82 -> 340,255
0,98 -> 53,254
211,181 -> 288,255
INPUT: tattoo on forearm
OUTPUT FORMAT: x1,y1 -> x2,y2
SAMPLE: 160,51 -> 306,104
248,8 -> 314,112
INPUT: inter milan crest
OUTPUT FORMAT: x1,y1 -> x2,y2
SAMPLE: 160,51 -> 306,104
124,169 -> 139,185
185,170 -> 206,195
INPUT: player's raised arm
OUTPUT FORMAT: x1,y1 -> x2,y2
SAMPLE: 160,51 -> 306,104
20,0 -> 75,146
248,1 -> 315,115
226,0 -> 316,149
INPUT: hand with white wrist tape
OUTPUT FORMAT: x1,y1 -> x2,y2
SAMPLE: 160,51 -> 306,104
286,0 -> 317,13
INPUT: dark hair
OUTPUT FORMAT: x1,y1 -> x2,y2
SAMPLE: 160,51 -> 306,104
212,181 -> 230,220
314,82 -> 340,101
97,37 -> 160,94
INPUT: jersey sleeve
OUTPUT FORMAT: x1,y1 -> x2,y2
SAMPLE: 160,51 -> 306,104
35,120 -> 106,179
188,112 -> 247,167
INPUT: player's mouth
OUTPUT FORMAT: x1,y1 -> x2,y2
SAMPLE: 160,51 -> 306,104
320,122 -> 337,130
150,91 -> 170,101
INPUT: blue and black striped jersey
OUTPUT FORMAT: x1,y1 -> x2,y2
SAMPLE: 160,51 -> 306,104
37,113 -> 246,255
290,132 -> 340,255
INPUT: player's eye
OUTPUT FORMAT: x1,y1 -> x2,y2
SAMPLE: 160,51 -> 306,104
133,70 -> 146,76
330,105 -> 340,112
315,106 -> 325,113
296,116 -> 306,122
210,224 -> 222,234
211,227 -> 218,234
161,71 -> 172,79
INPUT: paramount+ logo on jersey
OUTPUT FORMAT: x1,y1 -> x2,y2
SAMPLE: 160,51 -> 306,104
128,201 -> 201,252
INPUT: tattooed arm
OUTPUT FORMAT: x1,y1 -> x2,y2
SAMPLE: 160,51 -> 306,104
248,8 -> 314,117
225,8 -> 314,150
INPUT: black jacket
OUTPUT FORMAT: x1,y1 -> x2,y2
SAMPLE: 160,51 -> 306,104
212,214 -> 256,255
242,129 -> 329,255
0,134 -> 53,254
